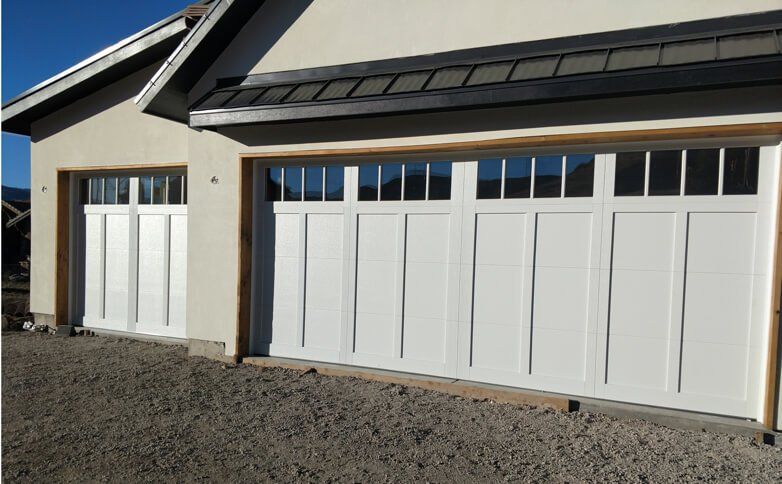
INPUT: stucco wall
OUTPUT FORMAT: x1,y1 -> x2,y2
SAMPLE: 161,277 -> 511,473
29,62 -> 189,316
190,0 -> 782,102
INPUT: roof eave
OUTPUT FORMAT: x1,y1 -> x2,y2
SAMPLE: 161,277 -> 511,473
1,17 -> 192,136
135,0 -> 266,122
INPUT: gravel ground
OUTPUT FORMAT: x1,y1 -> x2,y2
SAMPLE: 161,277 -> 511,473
3,331 -> 782,482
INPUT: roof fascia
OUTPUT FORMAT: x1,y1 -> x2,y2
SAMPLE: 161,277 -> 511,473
1,11 -> 195,135
134,0 -> 265,122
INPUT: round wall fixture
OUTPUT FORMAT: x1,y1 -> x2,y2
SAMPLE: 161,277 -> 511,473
210,176 -> 219,184
41,185 -> 48,193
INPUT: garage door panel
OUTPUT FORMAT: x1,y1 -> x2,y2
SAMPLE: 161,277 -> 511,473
611,212 -> 676,271
609,270 -> 673,339
355,259 -> 397,315
402,316 -> 445,363
403,262 -> 447,320
354,312 -> 395,357
306,214 -> 343,259
532,266 -> 589,332
273,213 -> 300,257
305,258 -> 343,311
168,215 -> 188,328
530,327 -> 586,381
357,214 -> 398,261
405,214 -> 450,264
680,340 -> 748,400
607,334 -> 669,390
471,322 -> 521,372
686,212 -> 756,275
683,272 -> 753,346
474,213 -> 526,267
472,265 -> 523,325
303,308 -> 342,350
269,304 -> 298,346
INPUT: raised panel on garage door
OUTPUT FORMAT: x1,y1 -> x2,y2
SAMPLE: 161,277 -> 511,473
680,212 -> 757,402
401,214 -> 450,366
353,214 -> 399,358
530,212 -> 593,386
469,213 -> 527,378
606,212 -> 676,391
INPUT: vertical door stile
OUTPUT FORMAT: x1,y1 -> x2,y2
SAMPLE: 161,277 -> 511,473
393,212 -> 407,359
340,166 -> 355,364
99,213 -> 107,320
162,213 -> 172,326
297,212 -> 307,348
667,209 -> 690,397
127,177 -> 140,333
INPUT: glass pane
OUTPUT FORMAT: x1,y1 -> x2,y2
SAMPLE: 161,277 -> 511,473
117,177 -> 130,204
183,175 -> 188,204
139,176 -> 151,204
614,152 -> 646,196
504,157 -> 531,198
380,163 -> 402,201
404,162 -> 426,200
103,177 -> 117,204
477,158 -> 502,199
266,167 -> 282,201
304,166 -> 323,201
648,150 -> 682,196
79,179 -> 90,204
428,161 -> 452,200
284,166 -> 303,201
723,147 -> 759,195
565,154 -> 595,197
168,175 -> 183,204
325,166 -> 344,201
534,156 -> 562,198
684,149 -> 719,195
152,176 -> 166,204
90,177 -> 103,204
358,164 -> 379,201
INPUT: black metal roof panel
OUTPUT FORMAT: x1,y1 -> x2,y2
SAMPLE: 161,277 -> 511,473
190,10 -> 782,128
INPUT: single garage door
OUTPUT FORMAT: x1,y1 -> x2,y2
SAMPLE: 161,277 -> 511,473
252,145 -> 779,420
74,173 -> 188,338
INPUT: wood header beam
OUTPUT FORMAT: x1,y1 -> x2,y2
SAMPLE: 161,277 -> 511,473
241,122 -> 782,161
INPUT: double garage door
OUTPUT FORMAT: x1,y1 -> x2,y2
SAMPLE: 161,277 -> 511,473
253,145 -> 778,419
74,173 -> 187,338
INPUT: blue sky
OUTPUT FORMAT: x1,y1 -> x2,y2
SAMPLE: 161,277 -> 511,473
2,0 -> 192,188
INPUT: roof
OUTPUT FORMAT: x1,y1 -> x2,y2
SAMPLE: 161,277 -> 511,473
0,2 -> 212,136
189,10 -> 782,129
134,0 -> 266,122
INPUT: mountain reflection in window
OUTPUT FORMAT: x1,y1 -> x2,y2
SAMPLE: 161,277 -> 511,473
565,154 -> 595,197
534,156 -> 563,198
428,161 -> 452,200
477,158 -> 502,199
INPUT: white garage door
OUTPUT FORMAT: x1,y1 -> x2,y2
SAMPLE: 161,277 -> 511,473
253,144 -> 779,419
74,174 -> 188,339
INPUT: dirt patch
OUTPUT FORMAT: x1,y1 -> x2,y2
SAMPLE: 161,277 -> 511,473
3,332 -> 781,482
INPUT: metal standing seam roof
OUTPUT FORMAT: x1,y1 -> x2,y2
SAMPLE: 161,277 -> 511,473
189,17 -> 782,127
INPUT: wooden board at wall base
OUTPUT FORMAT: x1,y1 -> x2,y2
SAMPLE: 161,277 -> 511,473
243,356 -> 574,411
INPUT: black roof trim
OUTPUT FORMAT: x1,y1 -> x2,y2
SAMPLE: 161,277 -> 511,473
190,10 -> 782,128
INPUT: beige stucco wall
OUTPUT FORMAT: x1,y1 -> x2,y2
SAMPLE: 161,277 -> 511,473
191,0 -> 782,102
29,62 -> 188,315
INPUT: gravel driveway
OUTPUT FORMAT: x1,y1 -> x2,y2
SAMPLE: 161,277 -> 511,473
3,331 -> 782,482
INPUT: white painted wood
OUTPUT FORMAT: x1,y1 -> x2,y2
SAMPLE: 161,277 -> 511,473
253,146 -> 779,420
75,175 -> 187,339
